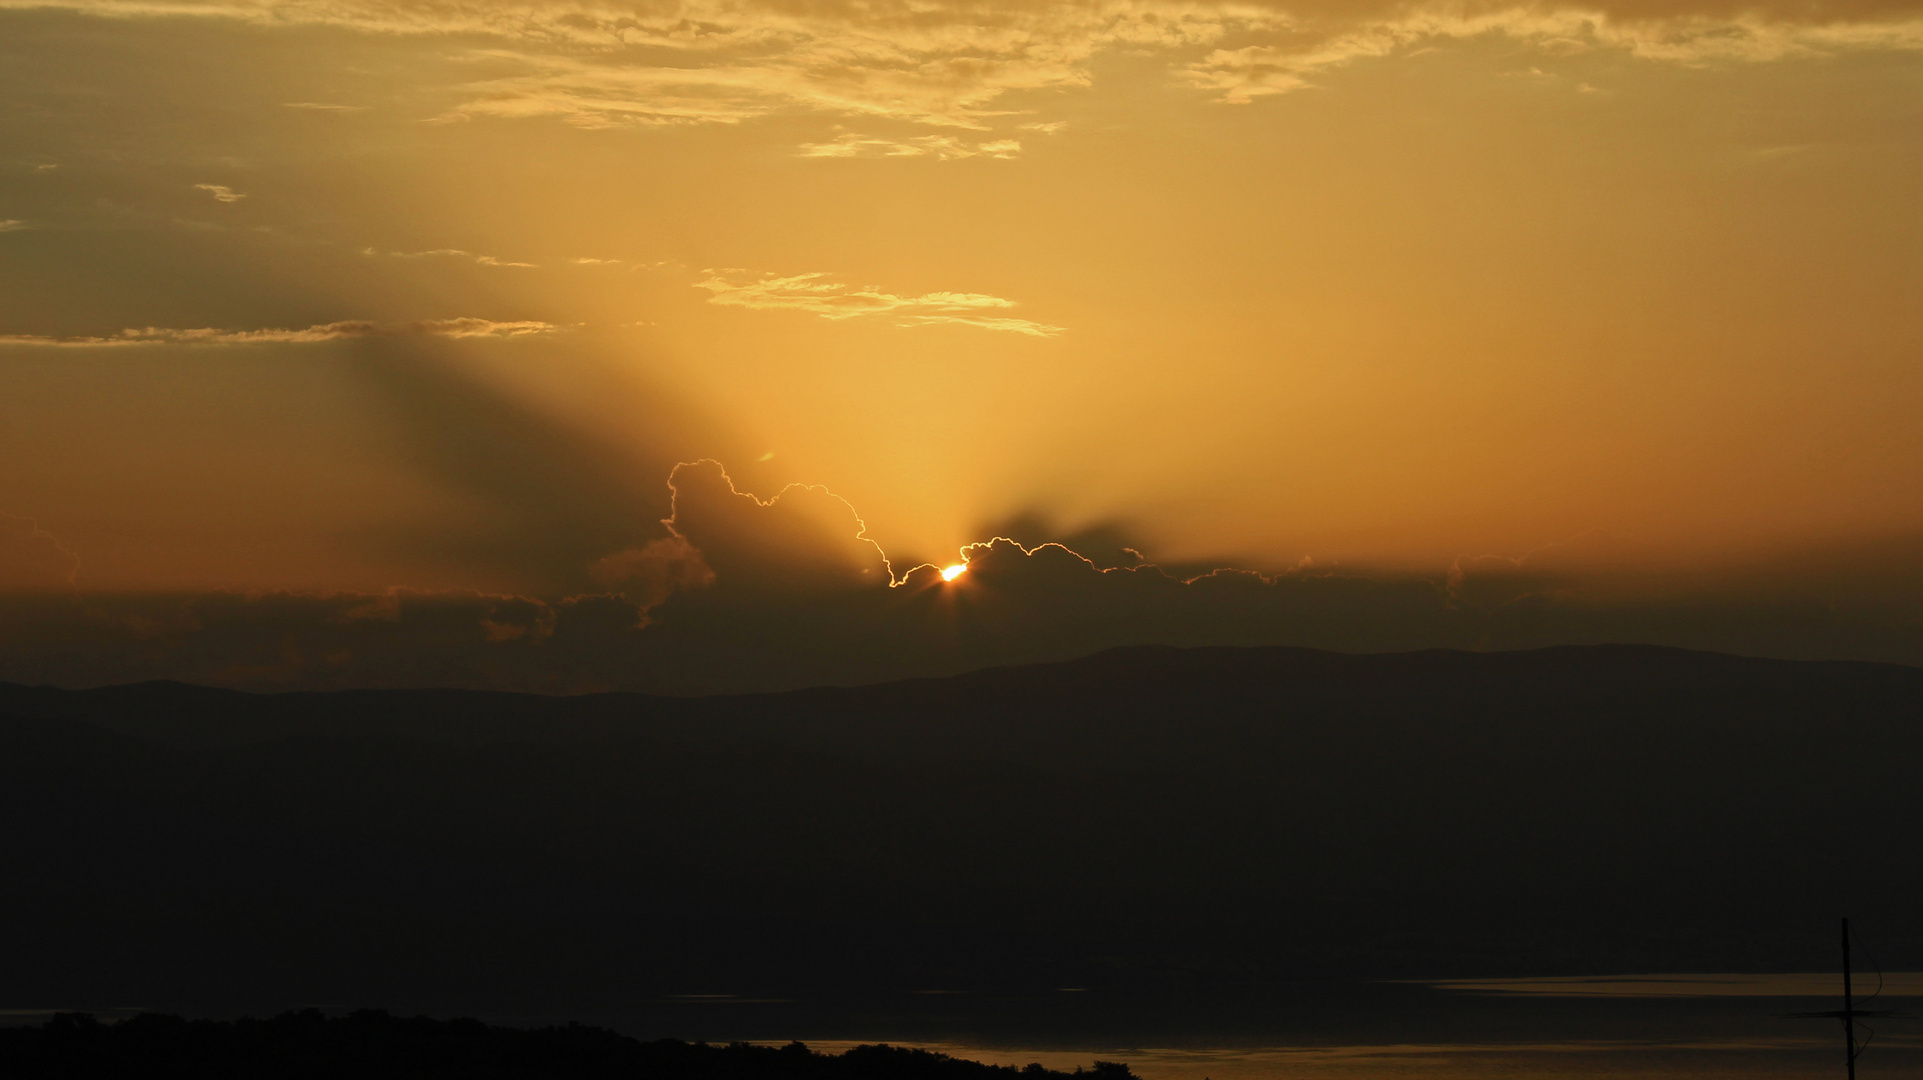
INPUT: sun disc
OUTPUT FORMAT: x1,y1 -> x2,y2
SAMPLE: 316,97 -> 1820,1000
940,564 -> 967,582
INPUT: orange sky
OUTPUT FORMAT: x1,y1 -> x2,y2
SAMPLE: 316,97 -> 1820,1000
2,0 -> 1921,615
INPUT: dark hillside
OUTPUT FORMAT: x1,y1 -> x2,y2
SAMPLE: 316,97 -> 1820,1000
0,1010 -> 1129,1079
3,645 -> 1920,1012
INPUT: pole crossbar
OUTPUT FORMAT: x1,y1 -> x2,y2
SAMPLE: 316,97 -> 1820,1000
1775,918 -> 1915,1078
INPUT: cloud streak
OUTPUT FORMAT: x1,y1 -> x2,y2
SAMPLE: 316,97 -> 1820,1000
8,1 -> 1918,141
193,183 -> 246,202
1182,7 -> 1923,104
694,270 -> 1063,335
4,457 -> 1923,694
364,247 -> 539,268
0,318 -> 561,347
797,132 -> 1023,160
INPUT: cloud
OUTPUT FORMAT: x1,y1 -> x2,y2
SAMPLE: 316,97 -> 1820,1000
193,183 -> 246,202
364,247 -> 538,268
281,101 -> 367,110
0,587 -> 651,693
569,257 -> 674,272
3,458 -> 1922,693
0,318 -> 561,347
694,269 -> 1063,335
411,5 -> 1228,131
588,536 -> 715,617
0,220 -> 27,232
7,0 -> 1922,138
404,317 -> 559,338
660,459 -> 901,593
1181,6 -> 1923,103
0,514 -> 79,592
0,1 -> 1245,131
895,313 -> 1064,334
798,132 -> 1023,160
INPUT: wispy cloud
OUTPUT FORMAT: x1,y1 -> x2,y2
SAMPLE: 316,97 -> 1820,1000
895,314 -> 1063,335
570,256 -> 672,271
1181,7 -> 1923,104
193,183 -> 246,203
4,0 -> 1267,133
364,247 -> 538,268
417,5 -> 1246,131
0,220 -> 27,232
7,1 -> 1923,139
798,132 -> 1022,160
0,318 -> 560,347
694,270 -> 1062,336
281,101 -> 367,110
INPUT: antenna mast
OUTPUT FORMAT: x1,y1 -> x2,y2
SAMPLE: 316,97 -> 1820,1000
1843,918 -> 1857,1080
1778,917 -> 1910,1077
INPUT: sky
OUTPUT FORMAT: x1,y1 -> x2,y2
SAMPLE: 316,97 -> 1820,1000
1,0 -> 1921,691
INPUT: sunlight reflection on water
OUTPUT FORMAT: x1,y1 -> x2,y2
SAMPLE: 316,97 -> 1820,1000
719,974 -> 1923,1080
1420,972 -> 1923,998
790,1035 -> 1923,1080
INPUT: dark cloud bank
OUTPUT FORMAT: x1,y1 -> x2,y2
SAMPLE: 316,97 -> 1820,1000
3,461 -> 1921,694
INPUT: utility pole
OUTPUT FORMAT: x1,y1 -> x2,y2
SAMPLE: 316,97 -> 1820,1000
1779,918 -> 1909,1077
1843,918 -> 1857,1080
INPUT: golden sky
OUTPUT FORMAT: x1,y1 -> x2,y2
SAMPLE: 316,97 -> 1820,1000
1,0 -> 1921,689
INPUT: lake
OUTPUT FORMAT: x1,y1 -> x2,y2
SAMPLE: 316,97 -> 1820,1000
572,973 -> 1923,1079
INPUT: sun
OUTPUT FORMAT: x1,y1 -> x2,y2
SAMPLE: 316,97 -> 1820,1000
940,563 -> 967,582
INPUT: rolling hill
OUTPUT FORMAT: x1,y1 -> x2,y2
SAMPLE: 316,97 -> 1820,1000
3,644 -> 1920,1013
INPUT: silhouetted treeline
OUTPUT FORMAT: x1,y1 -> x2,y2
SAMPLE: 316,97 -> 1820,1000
0,1010 -> 1132,1080
3,644 -> 1922,1011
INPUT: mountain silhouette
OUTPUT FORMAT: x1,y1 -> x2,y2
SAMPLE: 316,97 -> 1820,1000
3,644 -> 1920,1012
0,1010 -> 1136,1080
